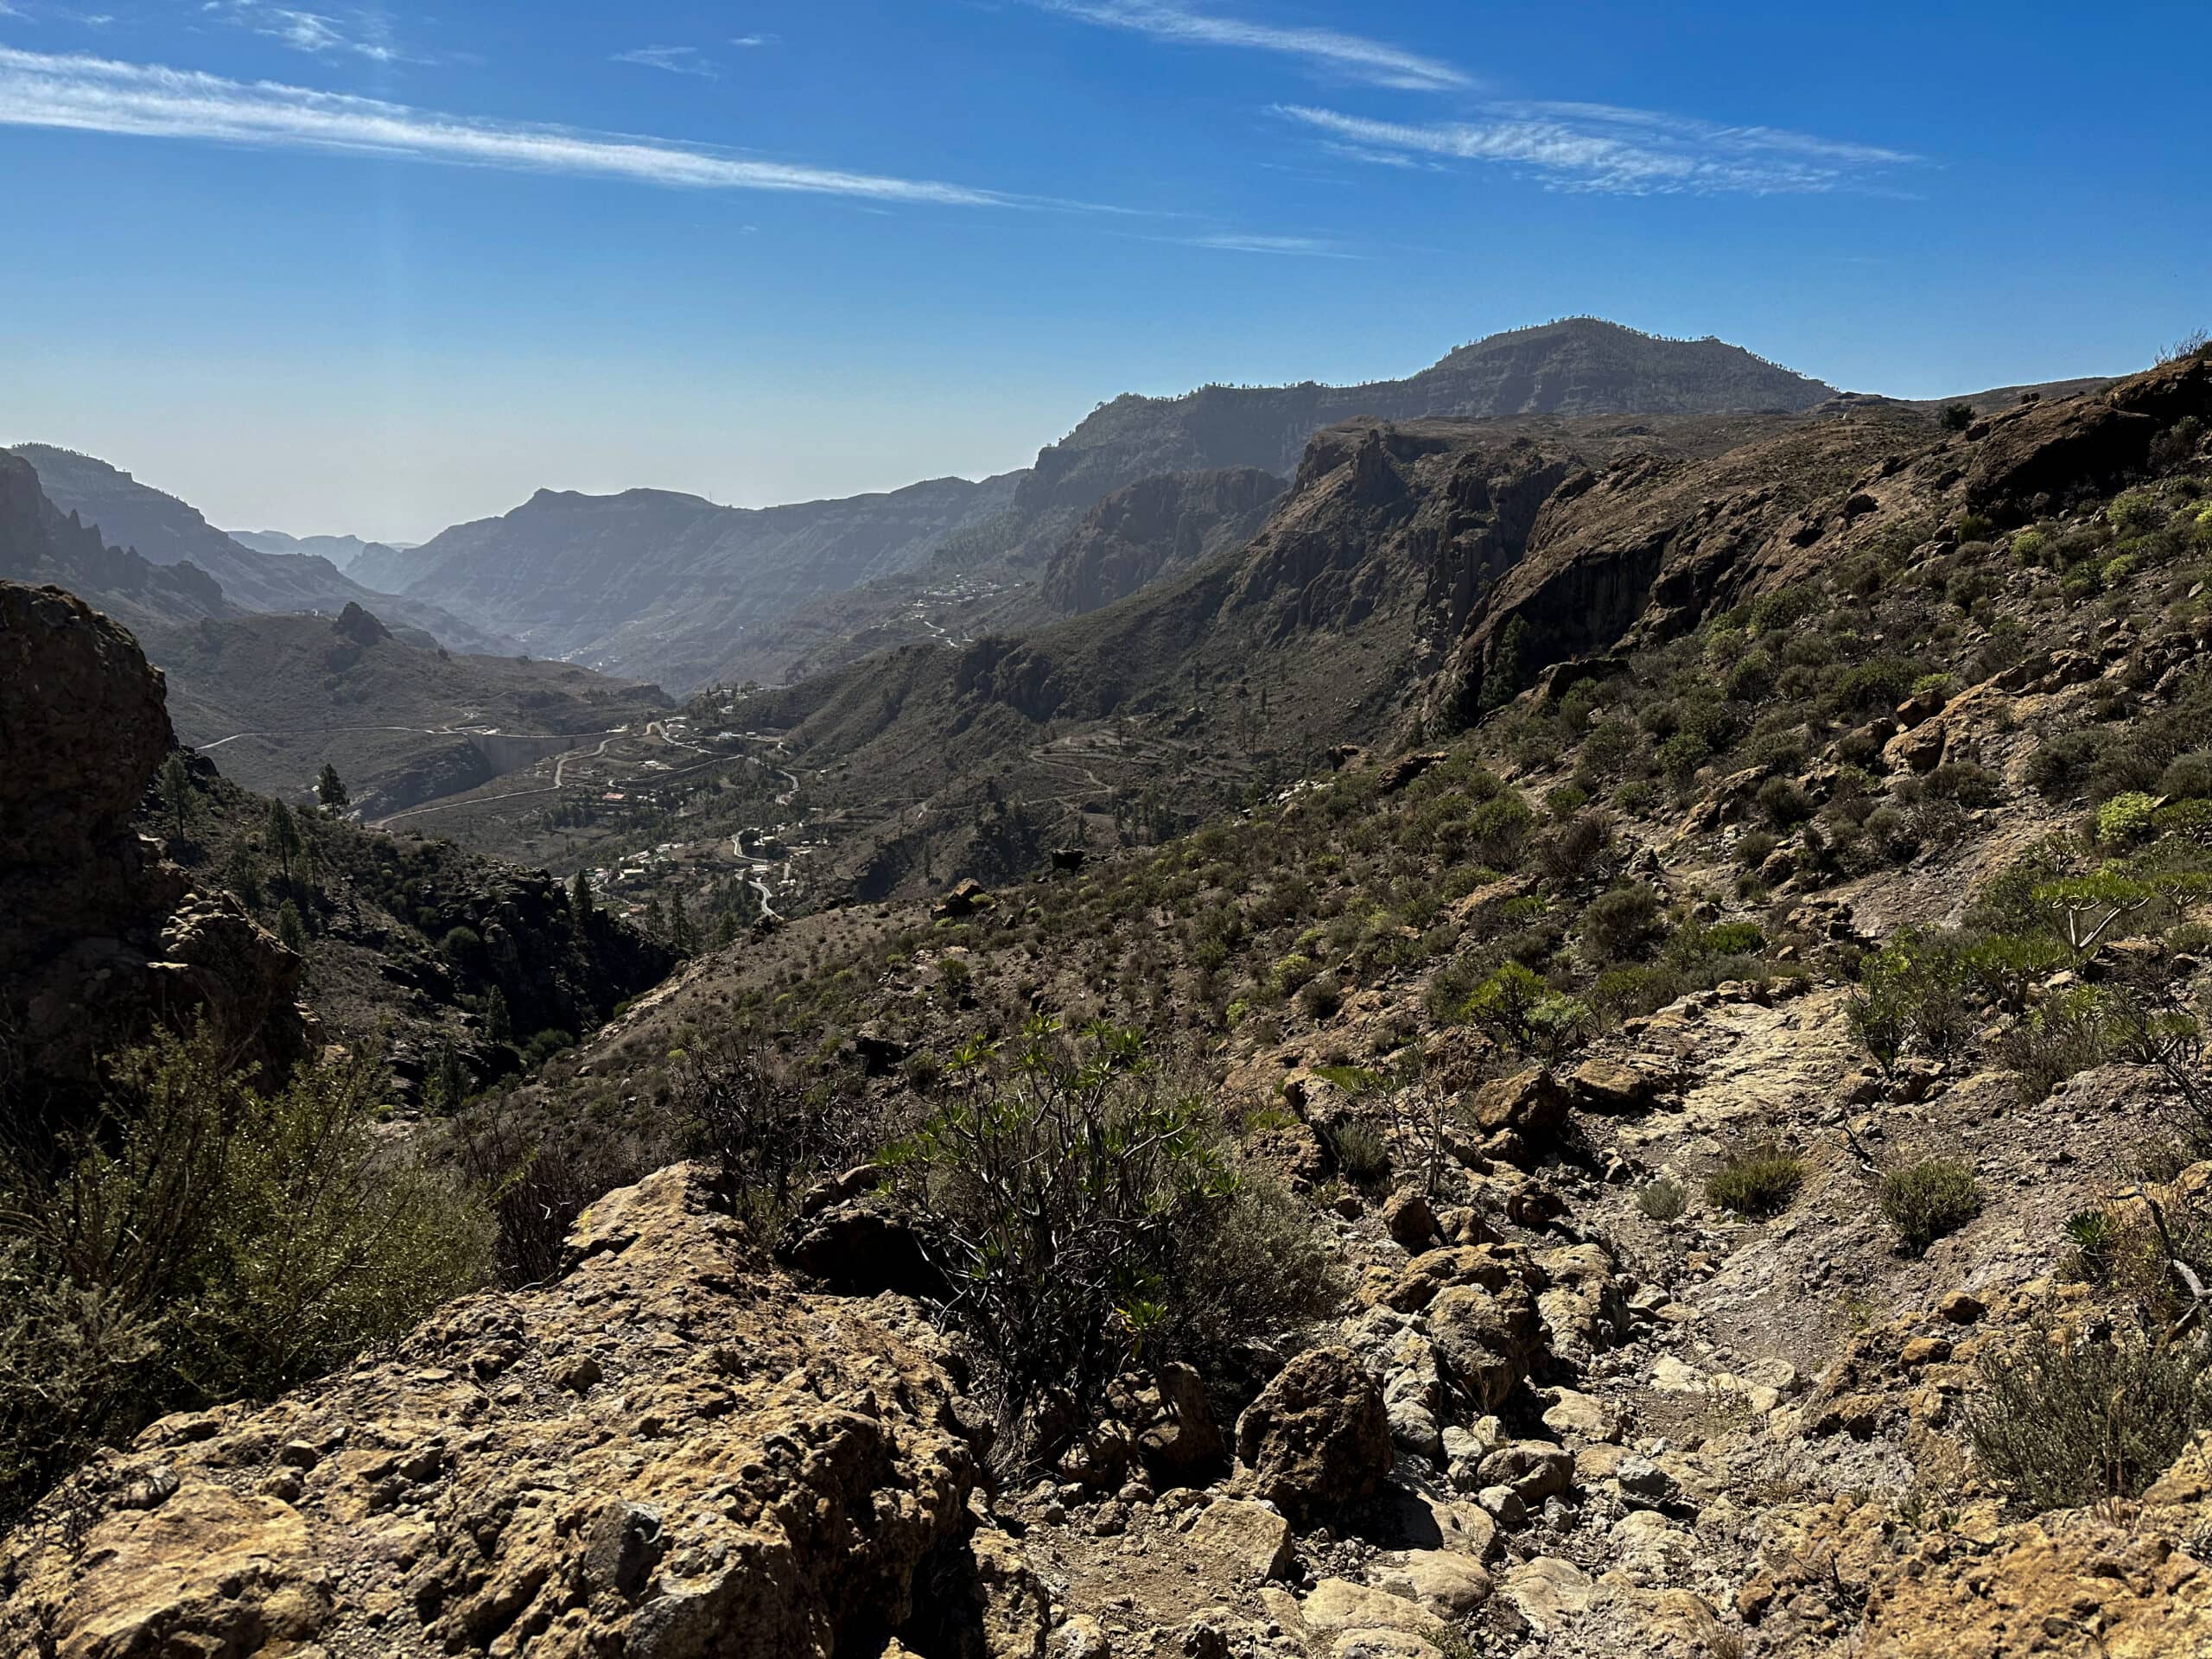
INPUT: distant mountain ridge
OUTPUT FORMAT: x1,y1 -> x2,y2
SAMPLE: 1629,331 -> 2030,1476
8,445 -> 517,656
355,472 -> 1022,689
357,318 -> 1839,691
1014,318 -> 1836,517
231,528 -> 408,574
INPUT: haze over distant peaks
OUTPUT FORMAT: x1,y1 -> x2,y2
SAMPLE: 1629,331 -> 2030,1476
231,528 -> 413,574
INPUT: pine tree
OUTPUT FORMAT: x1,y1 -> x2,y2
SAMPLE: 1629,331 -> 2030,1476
670,893 -> 696,957
265,800 -> 302,890
160,753 -> 193,849
569,869 -> 595,922
483,985 -> 512,1045
316,763 -> 350,812
276,899 -> 309,957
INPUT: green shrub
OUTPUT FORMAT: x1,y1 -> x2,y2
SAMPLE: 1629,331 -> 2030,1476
1735,830 -> 1781,869
1707,1143 -> 1806,1217
1757,776 -> 1814,828
1657,729 -> 1710,781
2159,753 -> 2212,800
1581,885 -> 1666,963
1879,1158 -> 1983,1255
1966,1333 -> 2209,1511
1272,951 -> 1319,994
0,1027 -> 492,1522
1468,791 -> 1535,865
1461,962 -> 1590,1058
881,1020 -> 1336,1446
1637,1178 -> 1687,1222
2097,791 -> 2160,846
1591,963 -> 1691,1020
1850,931 -> 1973,1069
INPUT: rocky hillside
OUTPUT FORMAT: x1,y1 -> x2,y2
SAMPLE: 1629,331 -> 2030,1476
7,345 -> 2212,1659
10,443 -> 516,655
142,602 -> 671,817
0,577 -> 671,1116
0,582 -> 312,1114
708,406 -> 1896,906
0,448 -> 232,633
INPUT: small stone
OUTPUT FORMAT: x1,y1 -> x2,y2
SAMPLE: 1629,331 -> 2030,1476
1901,1336 -> 1953,1368
556,1354 -> 604,1392
1937,1291 -> 1986,1325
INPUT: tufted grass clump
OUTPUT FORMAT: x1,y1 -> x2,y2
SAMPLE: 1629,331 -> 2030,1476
1879,1156 -> 1983,1255
1637,1177 -> 1688,1221
1706,1143 -> 1806,1217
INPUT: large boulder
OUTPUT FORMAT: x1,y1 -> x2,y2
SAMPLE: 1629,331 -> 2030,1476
1427,1283 -> 1550,1414
1234,1347 -> 1394,1525
0,1166 -> 984,1658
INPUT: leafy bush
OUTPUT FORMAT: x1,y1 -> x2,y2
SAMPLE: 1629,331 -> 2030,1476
1637,1178 -> 1687,1221
1966,1333 -> 2209,1511
880,1020 -> 1335,1447
1461,963 -> 1590,1059
1939,403 -> 1975,433
0,1027 -> 491,1521
1297,976 -> 1344,1021
1272,951 -> 1319,994
671,1031 -> 876,1225
1879,1158 -> 1983,1255
2097,791 -> 2160,847
1581,885 -> 1666,963
1706,1143 -> 1806,1217
1534,809 -> 1616,884
1850,931 -> 1973,1069
1468,791 -> 1535,866
1757,777 -> 1815,828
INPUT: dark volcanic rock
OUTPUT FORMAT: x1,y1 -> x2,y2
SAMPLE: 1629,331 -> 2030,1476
0,582 -> 309,1103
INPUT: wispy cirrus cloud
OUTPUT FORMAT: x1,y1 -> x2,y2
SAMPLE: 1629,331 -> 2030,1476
202,2 -> 410,65
1025,0 -> 1468,92
0,46 -> 1069,208
613,43 -> 717,79
1275,102 -> 1920,195
1182,230 -> 1351,257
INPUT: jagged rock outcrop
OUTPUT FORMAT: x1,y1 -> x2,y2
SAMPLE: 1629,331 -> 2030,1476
0,1166 -> 990,1659
1039,467 -> 1283,614
0,582 -> 308,1101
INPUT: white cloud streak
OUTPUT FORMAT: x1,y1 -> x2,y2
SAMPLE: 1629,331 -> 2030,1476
0,46 -> 1053,207
1275,103 -> 1918,195
1182,230 -> 1351,257
613,44 -> 717,79
1027,0 -> 1467,92
203,3 -> 407,65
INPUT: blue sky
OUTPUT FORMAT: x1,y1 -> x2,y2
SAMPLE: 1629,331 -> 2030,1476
1,2 -> 2206,543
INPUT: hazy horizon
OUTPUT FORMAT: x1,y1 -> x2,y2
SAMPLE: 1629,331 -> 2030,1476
4,0 -> 2204,543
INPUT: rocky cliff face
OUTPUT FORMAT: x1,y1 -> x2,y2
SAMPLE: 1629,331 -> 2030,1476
1427,353 -> 2212,728
1040,468 -> 1284,615
0,582 -> 309,1105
